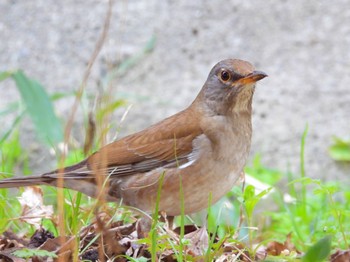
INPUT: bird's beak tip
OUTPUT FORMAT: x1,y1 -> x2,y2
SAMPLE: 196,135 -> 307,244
237,70 -> 268,85
251,70 -> 268,81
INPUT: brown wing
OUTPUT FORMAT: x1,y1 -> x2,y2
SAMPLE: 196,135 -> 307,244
86,106 -> 202,176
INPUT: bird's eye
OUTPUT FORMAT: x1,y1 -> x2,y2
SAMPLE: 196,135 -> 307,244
220,70 -> 231,82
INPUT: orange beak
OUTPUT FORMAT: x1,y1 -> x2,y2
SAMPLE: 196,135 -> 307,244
236,70 -> 268,85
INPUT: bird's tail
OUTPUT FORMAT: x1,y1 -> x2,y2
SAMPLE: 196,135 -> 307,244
0,175 -> 51,188
0,159 -> 90,189
0,159 -> 118,201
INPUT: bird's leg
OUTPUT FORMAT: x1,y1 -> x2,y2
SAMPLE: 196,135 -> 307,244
136,216 -> 152,239
135,212 -> 174,239
167,216 -> 174,230
159,211 -> 174,230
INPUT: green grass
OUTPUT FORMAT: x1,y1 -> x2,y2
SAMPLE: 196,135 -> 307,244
1,122 -> 350,260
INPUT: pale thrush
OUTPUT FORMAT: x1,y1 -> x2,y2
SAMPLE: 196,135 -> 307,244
0,59 -> 267,216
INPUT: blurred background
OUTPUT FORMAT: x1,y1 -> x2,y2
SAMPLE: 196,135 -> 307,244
0,0 -> 349,181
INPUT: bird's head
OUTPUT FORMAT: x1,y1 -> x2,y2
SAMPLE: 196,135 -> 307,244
198,59 -> 267,115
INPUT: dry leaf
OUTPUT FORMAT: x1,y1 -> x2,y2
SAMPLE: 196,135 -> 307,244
184,226 -> 209,257
38,236 -> 75,261
331,249 -> 350,262
28,229 -> 54,248
17,187 -> 53,228
81,249 -> 99,261
0,250 -> 27,262
265,233 -> 298,256
216,253 -> 239,262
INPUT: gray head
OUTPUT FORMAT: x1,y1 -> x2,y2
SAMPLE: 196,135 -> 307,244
196,59 -> 267,115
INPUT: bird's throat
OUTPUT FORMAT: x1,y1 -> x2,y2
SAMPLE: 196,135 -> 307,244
230,87 -> 254,114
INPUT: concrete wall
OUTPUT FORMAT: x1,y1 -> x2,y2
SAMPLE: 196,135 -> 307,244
1,0 -> 349,180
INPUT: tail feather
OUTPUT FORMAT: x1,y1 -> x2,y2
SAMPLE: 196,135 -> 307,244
0,158 -> 117,201
0,175 -> 51,188
0,159 -> 90,189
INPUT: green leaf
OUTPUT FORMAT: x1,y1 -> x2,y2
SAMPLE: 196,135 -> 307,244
96,99 -> 126,122
12,248 -> 57,259
302,236 -> 331,262
244,185 -> 255,201
0,101 -> 21,117
0,71 -> 13,82
329,137 -> 350,161
0,131 -> 23,174
11,70 -> 63,145
244,154 -> 282,185
313,184 -> 339,195
0,112 -> 25,145
123,256 -> 149,262
288,177 -> 320,186
50,91 -> 73,101
243,185 -> 272,221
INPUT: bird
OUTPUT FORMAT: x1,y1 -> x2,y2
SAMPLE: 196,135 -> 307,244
0,59 -> 267,216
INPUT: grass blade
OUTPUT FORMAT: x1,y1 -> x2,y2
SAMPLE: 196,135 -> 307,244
11,70 -> 63,145
0,112 -> 25,145
150,172 -> 165,261
300,124 -> 308,216
0,71 -> 13,82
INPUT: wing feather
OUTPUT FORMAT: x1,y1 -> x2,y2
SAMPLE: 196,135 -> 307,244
86,107 -> 202,176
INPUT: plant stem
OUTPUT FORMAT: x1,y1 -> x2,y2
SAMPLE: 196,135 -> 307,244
300,124 -> 308,216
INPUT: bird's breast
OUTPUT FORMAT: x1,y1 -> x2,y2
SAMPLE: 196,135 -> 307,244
117,114 -> 252,216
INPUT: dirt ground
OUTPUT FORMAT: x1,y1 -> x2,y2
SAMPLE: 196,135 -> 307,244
0,0 -> 349,181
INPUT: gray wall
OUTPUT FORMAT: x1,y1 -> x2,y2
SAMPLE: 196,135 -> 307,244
1,0 -> 349,180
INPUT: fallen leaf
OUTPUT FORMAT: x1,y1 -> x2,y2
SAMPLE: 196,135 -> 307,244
38,236 -> 75,261
330,249 -> 350,262
28,228 -> 54,248
81,249 -> 99,261
184,226 -> 209,257
17,187 -> 53,228
266,233 -> 298,256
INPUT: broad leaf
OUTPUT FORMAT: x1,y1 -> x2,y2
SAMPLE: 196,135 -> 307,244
11,70 -> 63,145
302,236 -> 331,262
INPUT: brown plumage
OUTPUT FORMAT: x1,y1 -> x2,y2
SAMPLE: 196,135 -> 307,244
0,59 -> 267,216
